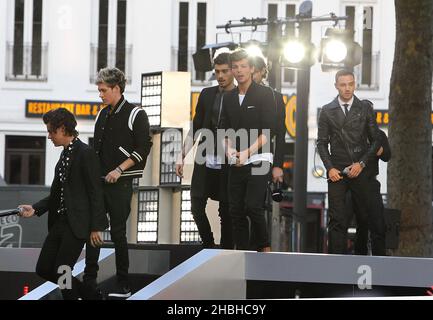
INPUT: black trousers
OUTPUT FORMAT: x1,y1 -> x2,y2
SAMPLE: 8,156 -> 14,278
354,178 -> 386,256
191,167 -> 233,249
85,180 -> 132,284
36,215 -> 85,300
228,163 -> 271,250
191,197 -> 232,249
327,172 -> 369,254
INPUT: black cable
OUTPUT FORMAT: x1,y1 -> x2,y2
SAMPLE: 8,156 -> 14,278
313,140 -> 328,180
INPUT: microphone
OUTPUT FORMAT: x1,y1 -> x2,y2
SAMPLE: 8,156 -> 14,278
0,208 -> 22,217
327,167 -> 350,182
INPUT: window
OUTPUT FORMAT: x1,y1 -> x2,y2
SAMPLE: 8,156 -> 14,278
6,0 -> 47,81
91,0 -> 131,83
137,189 -> 159,243
345,5 -> 378,89
141,72 -> 162,127
160,129 -> 182,186
195,2 -> 207,81
175,1 -> 210,83
177,2 -> 189,72
180,189 -> 200,243
5,136 -> 45,185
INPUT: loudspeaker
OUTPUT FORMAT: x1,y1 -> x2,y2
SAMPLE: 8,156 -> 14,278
192,49 -> 213,72
384,208 -> 401,249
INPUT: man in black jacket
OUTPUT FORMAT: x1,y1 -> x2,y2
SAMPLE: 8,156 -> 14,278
221,49 -> 276,252
317,69 -> 380,254
353,129 -> 390,256
84,67 -> 152,298
19,108 -> 108,300
176,52 -> 234,249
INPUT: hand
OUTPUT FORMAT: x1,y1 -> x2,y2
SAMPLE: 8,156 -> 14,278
376,146 -> 383,156
105,169 -> 121,184
272,167 -> 284,183
235,150 -> 249,167
18,205 -> 35,218
347,162 -> 363,178
175,155 -> 184,178
328,168 -> 342,182
226,147 -> 237,159
90,231 -> 104,248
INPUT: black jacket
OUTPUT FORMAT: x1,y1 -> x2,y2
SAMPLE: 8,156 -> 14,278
94,96 -> 152,179
33,139 -> 108,240
191,85 -> 228,200
317,96 -> 380,171
366,129 -> 391,178
220,81 -> 276,155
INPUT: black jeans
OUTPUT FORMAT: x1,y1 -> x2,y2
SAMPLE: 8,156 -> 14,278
327,172 -> 369,254
354,178 -> 386,256
228,163 -> 271,250
85,180 -> 132,284
191,197 -> 233,249
36,215 -> 85,300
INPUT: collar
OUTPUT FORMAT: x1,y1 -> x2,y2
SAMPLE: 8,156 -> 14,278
109,96 -> 126,114
64,137 -> 78,152
338,96 -> 354,108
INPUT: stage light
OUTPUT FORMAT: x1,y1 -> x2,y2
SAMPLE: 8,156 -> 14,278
320,28 -> 362,72
323,39 -> 347,63
281,39 -> 315,70
245,44 -> 264,58
283,40 -> 306,64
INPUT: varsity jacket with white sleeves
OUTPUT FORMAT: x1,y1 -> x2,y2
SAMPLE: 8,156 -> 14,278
93,96 -> 152,179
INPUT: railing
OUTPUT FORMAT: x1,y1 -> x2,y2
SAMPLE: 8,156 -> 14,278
5,42 -> 48,81
89,44 -> 132,84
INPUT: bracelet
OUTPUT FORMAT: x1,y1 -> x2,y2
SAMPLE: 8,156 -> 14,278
116,167 -> 124,174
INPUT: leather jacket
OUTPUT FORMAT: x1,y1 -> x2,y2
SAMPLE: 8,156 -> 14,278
317,96 -> 380,171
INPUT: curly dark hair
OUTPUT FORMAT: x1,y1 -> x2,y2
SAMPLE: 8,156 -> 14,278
43,108 -> 78,137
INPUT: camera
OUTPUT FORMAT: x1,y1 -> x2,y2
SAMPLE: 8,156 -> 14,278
271,180 -> 288,202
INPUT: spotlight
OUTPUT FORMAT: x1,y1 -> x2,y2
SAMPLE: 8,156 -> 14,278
320,28 -> 362,72
283,40 -> 306,64
281,39 -> 315,70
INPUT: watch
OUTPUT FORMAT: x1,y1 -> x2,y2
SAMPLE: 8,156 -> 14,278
359,161 -> 366,168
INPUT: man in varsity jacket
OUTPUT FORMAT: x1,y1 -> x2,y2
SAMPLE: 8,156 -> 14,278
84,67 -> 152,299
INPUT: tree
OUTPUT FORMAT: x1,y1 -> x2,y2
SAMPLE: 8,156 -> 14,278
388,0 -> 433,256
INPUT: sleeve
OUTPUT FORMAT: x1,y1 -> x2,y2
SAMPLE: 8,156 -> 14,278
192,89 -> 207,142
32,196 -> 50,217
378,130 -> 391,162
130,109 -> 153,165
360,103 -> 381,164
260,87 -> 276,142
82,148 -> 108,231
316,109 -> 334,171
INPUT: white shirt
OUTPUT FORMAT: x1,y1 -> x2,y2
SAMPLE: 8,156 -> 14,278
239,94 -> 246,105
338,96 -> 354,115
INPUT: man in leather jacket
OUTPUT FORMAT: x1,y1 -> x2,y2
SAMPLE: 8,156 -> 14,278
317,69 -> 380,254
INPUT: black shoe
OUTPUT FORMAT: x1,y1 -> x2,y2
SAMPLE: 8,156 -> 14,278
80,279 -> 105,300
108,283 -> 131,298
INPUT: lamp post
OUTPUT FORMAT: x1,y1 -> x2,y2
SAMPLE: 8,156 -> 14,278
293,1 -> 312,252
